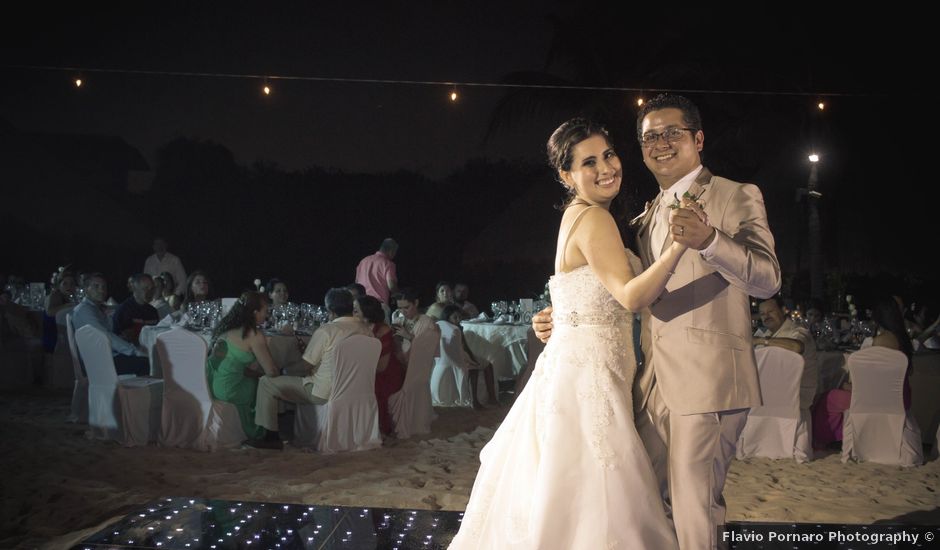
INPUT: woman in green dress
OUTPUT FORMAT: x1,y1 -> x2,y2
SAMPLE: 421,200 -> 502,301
207,291 -> 280,439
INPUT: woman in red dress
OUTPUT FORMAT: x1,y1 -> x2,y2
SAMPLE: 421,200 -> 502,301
354,294 -> 405,436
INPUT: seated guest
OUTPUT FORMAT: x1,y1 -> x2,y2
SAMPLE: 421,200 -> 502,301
207,291 -> 281,440
70,273 -> 149,376
42,270 -> 76,352
754,295 -> 818,412
267,278 -> 290,306
441,304 -> 499,410
179,270 -> 213,313
813,296 -> 914,449
157,272 -> 181,312
392,287 -> 435,360
346,283 -> 367,300
248,288 -> 372,449
112,273 -> 160,346
355,295 -> 407,436
149,273 -> 174,319
454,282 -> 480,319
425,281 -> 455,321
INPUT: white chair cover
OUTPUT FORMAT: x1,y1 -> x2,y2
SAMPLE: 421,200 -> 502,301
44,305 -> 76,389
736,347 -> 812,462
65,314 -> 88,423
430,321 -> 470,406
221,297 -> 238,317
157,328 -> 245,451
293,335 -> 382,453
842,347 -> 923,466
75,325 -> 163,445
388,327 -> 439,438
933,424 -> 940,461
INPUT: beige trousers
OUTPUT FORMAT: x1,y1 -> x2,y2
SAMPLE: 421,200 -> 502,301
254,375 -> 327,432
638,383 -> 748,550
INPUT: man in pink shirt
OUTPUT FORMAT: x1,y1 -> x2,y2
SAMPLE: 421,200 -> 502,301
355,238 -> 399,304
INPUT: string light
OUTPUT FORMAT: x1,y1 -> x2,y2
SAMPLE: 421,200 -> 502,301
817,101 -> 825,110
263,84 -> 271,96
3,64 -> 868,99
636,97 -> 644,106
450,85 -> 458,102
74,78 -> 82,88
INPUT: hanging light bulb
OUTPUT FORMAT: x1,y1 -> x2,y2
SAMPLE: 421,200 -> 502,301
74,78 -> 83,88
636,97 -> 644,106
450,88 -> 458,102
817,101 -> 825,110
263,84 -> 271,96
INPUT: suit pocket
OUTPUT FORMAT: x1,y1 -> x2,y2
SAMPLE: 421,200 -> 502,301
686,327 -> 745,351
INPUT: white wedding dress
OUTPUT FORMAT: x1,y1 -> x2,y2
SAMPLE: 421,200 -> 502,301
449,255 -> 677,549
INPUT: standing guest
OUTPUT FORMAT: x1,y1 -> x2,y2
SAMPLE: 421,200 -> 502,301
754,295 -> 818,412
249,288 -> 372,450
454,282 -> 480,318
425,281 -> 455,320
179,270 -> 213,313
42,270 -> 76,352
70,273 -> 149,376
355,295 -> 406,436
207,291 -> 281,440
355,238 -> 399,305
112,273 -> 160,346
143,237 -> 187,295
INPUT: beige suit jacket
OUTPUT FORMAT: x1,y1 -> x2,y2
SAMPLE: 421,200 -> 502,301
632,167 -> 781,416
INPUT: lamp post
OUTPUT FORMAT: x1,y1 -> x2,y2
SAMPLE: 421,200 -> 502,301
807,154 -> 823,302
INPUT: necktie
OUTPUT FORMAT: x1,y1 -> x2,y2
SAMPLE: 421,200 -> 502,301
650,195 -> 671,261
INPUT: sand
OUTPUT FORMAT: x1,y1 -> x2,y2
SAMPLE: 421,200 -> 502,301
2,387 -> 938,549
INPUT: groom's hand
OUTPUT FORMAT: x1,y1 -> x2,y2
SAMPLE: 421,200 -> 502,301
669,207 -> 716,250
532,306 -> 554,343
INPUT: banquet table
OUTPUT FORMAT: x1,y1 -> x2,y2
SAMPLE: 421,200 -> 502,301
460,321 -> 534,380
140,325 -> 312,377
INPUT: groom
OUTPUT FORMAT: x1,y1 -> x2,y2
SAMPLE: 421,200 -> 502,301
536,94 -> 780,550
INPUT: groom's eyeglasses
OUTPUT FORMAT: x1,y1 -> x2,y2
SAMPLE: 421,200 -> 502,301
639,127 -> 697,147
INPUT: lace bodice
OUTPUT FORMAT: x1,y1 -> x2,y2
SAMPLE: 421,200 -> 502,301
549,251 -> 642,326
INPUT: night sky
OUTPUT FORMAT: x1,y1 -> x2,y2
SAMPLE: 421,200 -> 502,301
0,5 -> 932,308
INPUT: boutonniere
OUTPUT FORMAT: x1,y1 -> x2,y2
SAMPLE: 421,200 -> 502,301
668,190 -> 709,225
667,190 -> 705,210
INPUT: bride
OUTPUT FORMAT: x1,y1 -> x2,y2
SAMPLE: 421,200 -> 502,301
449,118 -> 690,549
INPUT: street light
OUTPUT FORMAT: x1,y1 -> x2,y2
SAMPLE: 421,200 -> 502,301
807,153 -> 822,301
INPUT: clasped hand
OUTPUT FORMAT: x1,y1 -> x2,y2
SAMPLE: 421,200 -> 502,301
668,196 -> 713,250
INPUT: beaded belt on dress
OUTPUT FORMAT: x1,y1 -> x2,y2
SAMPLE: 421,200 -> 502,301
554,310 -> 630,327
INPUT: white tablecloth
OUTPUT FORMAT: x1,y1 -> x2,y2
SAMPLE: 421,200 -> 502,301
460,322 -> 532,380
140,325 -> 312,377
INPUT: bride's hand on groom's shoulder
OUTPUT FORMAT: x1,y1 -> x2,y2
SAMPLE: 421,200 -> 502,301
532,306 -> 553,343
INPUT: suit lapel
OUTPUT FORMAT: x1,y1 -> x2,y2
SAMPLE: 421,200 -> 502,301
631,192 -> 661,268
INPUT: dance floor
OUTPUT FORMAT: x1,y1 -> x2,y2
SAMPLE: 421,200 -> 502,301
70,496 -> 940,549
